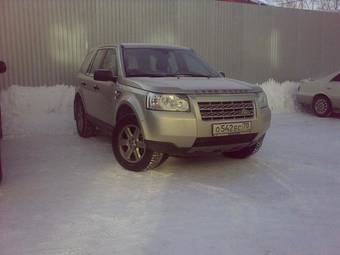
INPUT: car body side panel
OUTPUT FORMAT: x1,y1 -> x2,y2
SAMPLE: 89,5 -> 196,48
77,73 -> 98,116
328,82 -> 340,109
297,82 -> 327,104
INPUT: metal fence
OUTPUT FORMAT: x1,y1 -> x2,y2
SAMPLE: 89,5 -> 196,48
0,0 -> 340,89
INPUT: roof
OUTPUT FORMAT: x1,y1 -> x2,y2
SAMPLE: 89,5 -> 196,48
95,43 -> 190,50
216,0 -> 267,6
121,43 -> 190,50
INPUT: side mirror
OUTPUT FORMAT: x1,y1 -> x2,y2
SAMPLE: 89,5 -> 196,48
0,61 -> 7,74
94,69 -> 117,83
219,71 -> 226,78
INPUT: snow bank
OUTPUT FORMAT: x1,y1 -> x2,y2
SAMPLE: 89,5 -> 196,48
0,81 -> 300,137
1,85 -> 76,138
258,79 -> 300,113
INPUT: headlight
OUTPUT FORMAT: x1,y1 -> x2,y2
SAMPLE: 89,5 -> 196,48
146,93 -> 190,112
256,92 -> 268,108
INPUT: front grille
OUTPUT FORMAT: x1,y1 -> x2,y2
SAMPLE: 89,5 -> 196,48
198,100 -> 255,121
193,133 -> 257,147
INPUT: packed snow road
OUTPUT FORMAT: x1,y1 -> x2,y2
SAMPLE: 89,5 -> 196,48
1,112 -> 340,255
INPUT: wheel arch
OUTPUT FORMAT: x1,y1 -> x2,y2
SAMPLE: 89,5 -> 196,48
313,93 -> 332,107
114,98 -> 146,135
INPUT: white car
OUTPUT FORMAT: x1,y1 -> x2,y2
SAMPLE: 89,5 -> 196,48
297,71 -> 340,117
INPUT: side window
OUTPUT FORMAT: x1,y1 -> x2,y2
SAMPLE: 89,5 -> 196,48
88,50 -> 107,75
331,73 -> 340,82
80,51 -> 94,74
100,49 -> 118,74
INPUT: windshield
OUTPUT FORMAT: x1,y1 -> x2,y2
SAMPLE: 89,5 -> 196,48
122,47 -> 221,78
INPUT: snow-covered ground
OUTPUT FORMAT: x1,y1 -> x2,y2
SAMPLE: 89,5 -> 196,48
1,82 -> 340,255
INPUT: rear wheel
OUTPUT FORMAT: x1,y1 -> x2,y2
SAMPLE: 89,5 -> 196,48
74,96 -> 95,138
312,95 -> 332,117
223,136 -> 264,159
112,115 -> 167,171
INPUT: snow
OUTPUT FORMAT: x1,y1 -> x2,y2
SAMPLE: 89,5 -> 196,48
0,85 -> 76,138
1,113 -> 340,255
258,79 -> 300,113
2,82 -> 340,254
0,80 -> 300,138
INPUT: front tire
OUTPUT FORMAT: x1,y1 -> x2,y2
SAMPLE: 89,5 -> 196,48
312,95 -> 332,117
112,115 -> 167,171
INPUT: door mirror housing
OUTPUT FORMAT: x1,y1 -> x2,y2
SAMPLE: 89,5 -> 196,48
219,71 -> 226,77
0,61 -> 7,74
94,69 -> 117,82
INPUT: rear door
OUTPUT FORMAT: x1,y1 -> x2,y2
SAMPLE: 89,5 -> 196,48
78,49 -> 96,115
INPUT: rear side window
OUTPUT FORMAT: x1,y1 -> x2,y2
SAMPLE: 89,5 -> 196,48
80,51 -> 94,74
89,50 -> 107,75
331,73 -> 340,82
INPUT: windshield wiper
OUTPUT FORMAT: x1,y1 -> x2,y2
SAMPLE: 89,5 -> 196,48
173,73 -> 213,78
127,73 -> 167,78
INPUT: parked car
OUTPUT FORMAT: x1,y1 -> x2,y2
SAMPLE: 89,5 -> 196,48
297,71 -> 340,117
0,60 -> 6,182
74,44 -> 271,171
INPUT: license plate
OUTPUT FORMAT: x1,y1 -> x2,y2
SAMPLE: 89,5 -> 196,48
212,122 -> 252,136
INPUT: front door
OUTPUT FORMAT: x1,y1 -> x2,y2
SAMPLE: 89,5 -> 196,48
83,49 -> 107,117
91,48 -> 118,126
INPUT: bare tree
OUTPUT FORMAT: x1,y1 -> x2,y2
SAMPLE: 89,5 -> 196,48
273,0 -> 340,10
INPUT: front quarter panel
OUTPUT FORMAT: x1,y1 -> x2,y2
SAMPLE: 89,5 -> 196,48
114,84 -> 148,127
297,81 -> 324,105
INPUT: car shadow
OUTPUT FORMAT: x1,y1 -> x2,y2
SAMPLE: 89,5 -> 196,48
300,105 -> 340,119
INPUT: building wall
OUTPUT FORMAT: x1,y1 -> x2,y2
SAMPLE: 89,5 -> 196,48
0,0 -> 340,89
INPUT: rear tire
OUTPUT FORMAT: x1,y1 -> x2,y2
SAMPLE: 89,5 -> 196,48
223,136 -> 264,159
312,95 -> 332,117
112,115 -> 167,171
74,96 -> 95,138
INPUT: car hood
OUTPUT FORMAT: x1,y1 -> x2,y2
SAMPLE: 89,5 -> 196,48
125,77 -> 261,94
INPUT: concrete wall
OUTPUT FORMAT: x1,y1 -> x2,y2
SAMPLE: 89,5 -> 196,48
0,0 -> 340,89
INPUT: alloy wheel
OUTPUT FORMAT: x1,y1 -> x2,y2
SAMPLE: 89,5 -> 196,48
118,124 -> 146,163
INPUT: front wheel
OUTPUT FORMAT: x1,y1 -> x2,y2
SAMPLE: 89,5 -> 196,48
112,116 -> 168,171
312,96 -> 332,117
223,136 -> 264,159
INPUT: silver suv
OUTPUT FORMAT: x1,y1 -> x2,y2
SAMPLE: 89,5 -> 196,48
74,44 -> 271,171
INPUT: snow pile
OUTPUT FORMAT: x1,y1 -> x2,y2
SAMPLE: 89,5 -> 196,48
1,85 -> 76,138
258,79 -> 300,113
0,80 -> 300,137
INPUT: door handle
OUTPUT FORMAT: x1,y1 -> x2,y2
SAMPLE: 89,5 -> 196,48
326,87 -> 331,90
81,82 -> 86,86
113,90 -> 121,100
93,85 -> 100,90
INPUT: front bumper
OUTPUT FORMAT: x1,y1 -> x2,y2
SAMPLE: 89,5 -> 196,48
145,133 -> 266,156
140,94 -> 271,155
